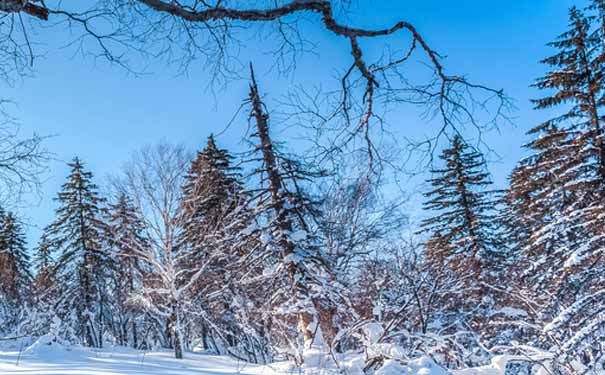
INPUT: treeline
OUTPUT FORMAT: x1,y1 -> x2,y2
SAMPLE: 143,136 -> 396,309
1,2 -> 605,374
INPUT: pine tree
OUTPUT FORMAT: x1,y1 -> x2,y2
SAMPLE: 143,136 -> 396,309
47,157 -> 109,348
512,5 -> 605,310
419,136 -> 504,359
420,136 -> 502,283
506,7 -> 605,370
512,8 -> 605,290
0,212 -> 32,307
179,134 -> 243,251
32,231 -> 57,312
106,193 -> 148,348
503,125 -> 579,292
533,6 -> 605,186
178,135 -> 259,354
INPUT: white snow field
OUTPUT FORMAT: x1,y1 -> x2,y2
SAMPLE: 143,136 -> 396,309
0,337 -> 276,375
0,336 -> 543,375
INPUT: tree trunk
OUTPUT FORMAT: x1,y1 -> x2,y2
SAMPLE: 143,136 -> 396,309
132,320 -> 138,349
298,312 -> 315,348
248,65 -> 321,349
98,293 -> 104,348
164,317 -> 173,349
170,300 -> 183,359
315,299 -> 337,348
174,331 -> 183,359
201,323 -> 209,351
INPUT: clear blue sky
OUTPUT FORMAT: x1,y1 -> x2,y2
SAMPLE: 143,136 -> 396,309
5,0 -> 581,245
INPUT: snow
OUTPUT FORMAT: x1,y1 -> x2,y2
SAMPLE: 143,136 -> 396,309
455,355 -> 511,375
490,307 -> 527,318
0,338 -> 553,375
454,355 -> 552,375
0,339 -> 268,375
357,356 -> 452,375
363,322 -> 385,344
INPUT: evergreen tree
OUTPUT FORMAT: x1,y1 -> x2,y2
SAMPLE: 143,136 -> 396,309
510,9 -> 605,296
505,7 -> 605,370
420,135 -> 502,284
419,136 -> 505,359
47,157 -> 109,348
0,212 -> 32,307
510,5 -> 605,311
33,232 -> 54,278
179,134 -> 243,251
32,231 -> 57,310
178,135 -> 253,353
106,193 -> 148,348
533,6 -> 605,185
503,125 -> 579,292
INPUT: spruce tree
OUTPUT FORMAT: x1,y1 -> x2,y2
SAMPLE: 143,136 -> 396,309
178,135 -> 253,352
32,231 -> 57,308
47,157 -> 109,348
179,134 -> 244,260
503,125 -> 579,288
514,8 -> 605,292
420,135 -> 502,283
504,7 -> 605,370
106,193 -> 147,348
0,212 -> 32,307
513,5 -> 605,309
532,6 -> 604,190
419,136 -> 504,358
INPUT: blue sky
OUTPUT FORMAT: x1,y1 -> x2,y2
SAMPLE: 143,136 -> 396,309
5,0 -> 581,244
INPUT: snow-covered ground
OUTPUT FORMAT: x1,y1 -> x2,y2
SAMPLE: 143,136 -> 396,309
0,338 -> 277,375
0,337 -> 538,375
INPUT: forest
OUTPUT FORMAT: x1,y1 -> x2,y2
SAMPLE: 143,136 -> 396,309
0,1 -> 604,375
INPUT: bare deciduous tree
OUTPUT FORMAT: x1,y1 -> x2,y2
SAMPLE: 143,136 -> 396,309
2,1 -> 509,169
0,112 -> 48,203
111,142 -> 192,359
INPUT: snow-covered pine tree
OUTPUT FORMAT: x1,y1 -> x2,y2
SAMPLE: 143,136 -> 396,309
180,135 -> 243,251
246,67 -> 340,357
178,135 -> 264,357
0,212 -> 32,313
32,231 -> 56,306
105,193 -> 148,348
530,6 -> 605,231
501,124 -> 578,308
509,6 -> 605,371
419,135 -> 503,358
420,135 -> 502,285
25,230 -> 60,337
533,6 -> 605,185
47,157 -> 110,348
510,5 -> 605,270
497,159 -> 563,347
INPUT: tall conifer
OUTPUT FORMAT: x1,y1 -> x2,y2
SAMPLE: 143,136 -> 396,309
47,157 -> 109,348
420,135 -> 502,283
0,212 -> 32,306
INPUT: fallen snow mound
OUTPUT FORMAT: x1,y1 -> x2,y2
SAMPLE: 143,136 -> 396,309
377,356 -> 451,375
